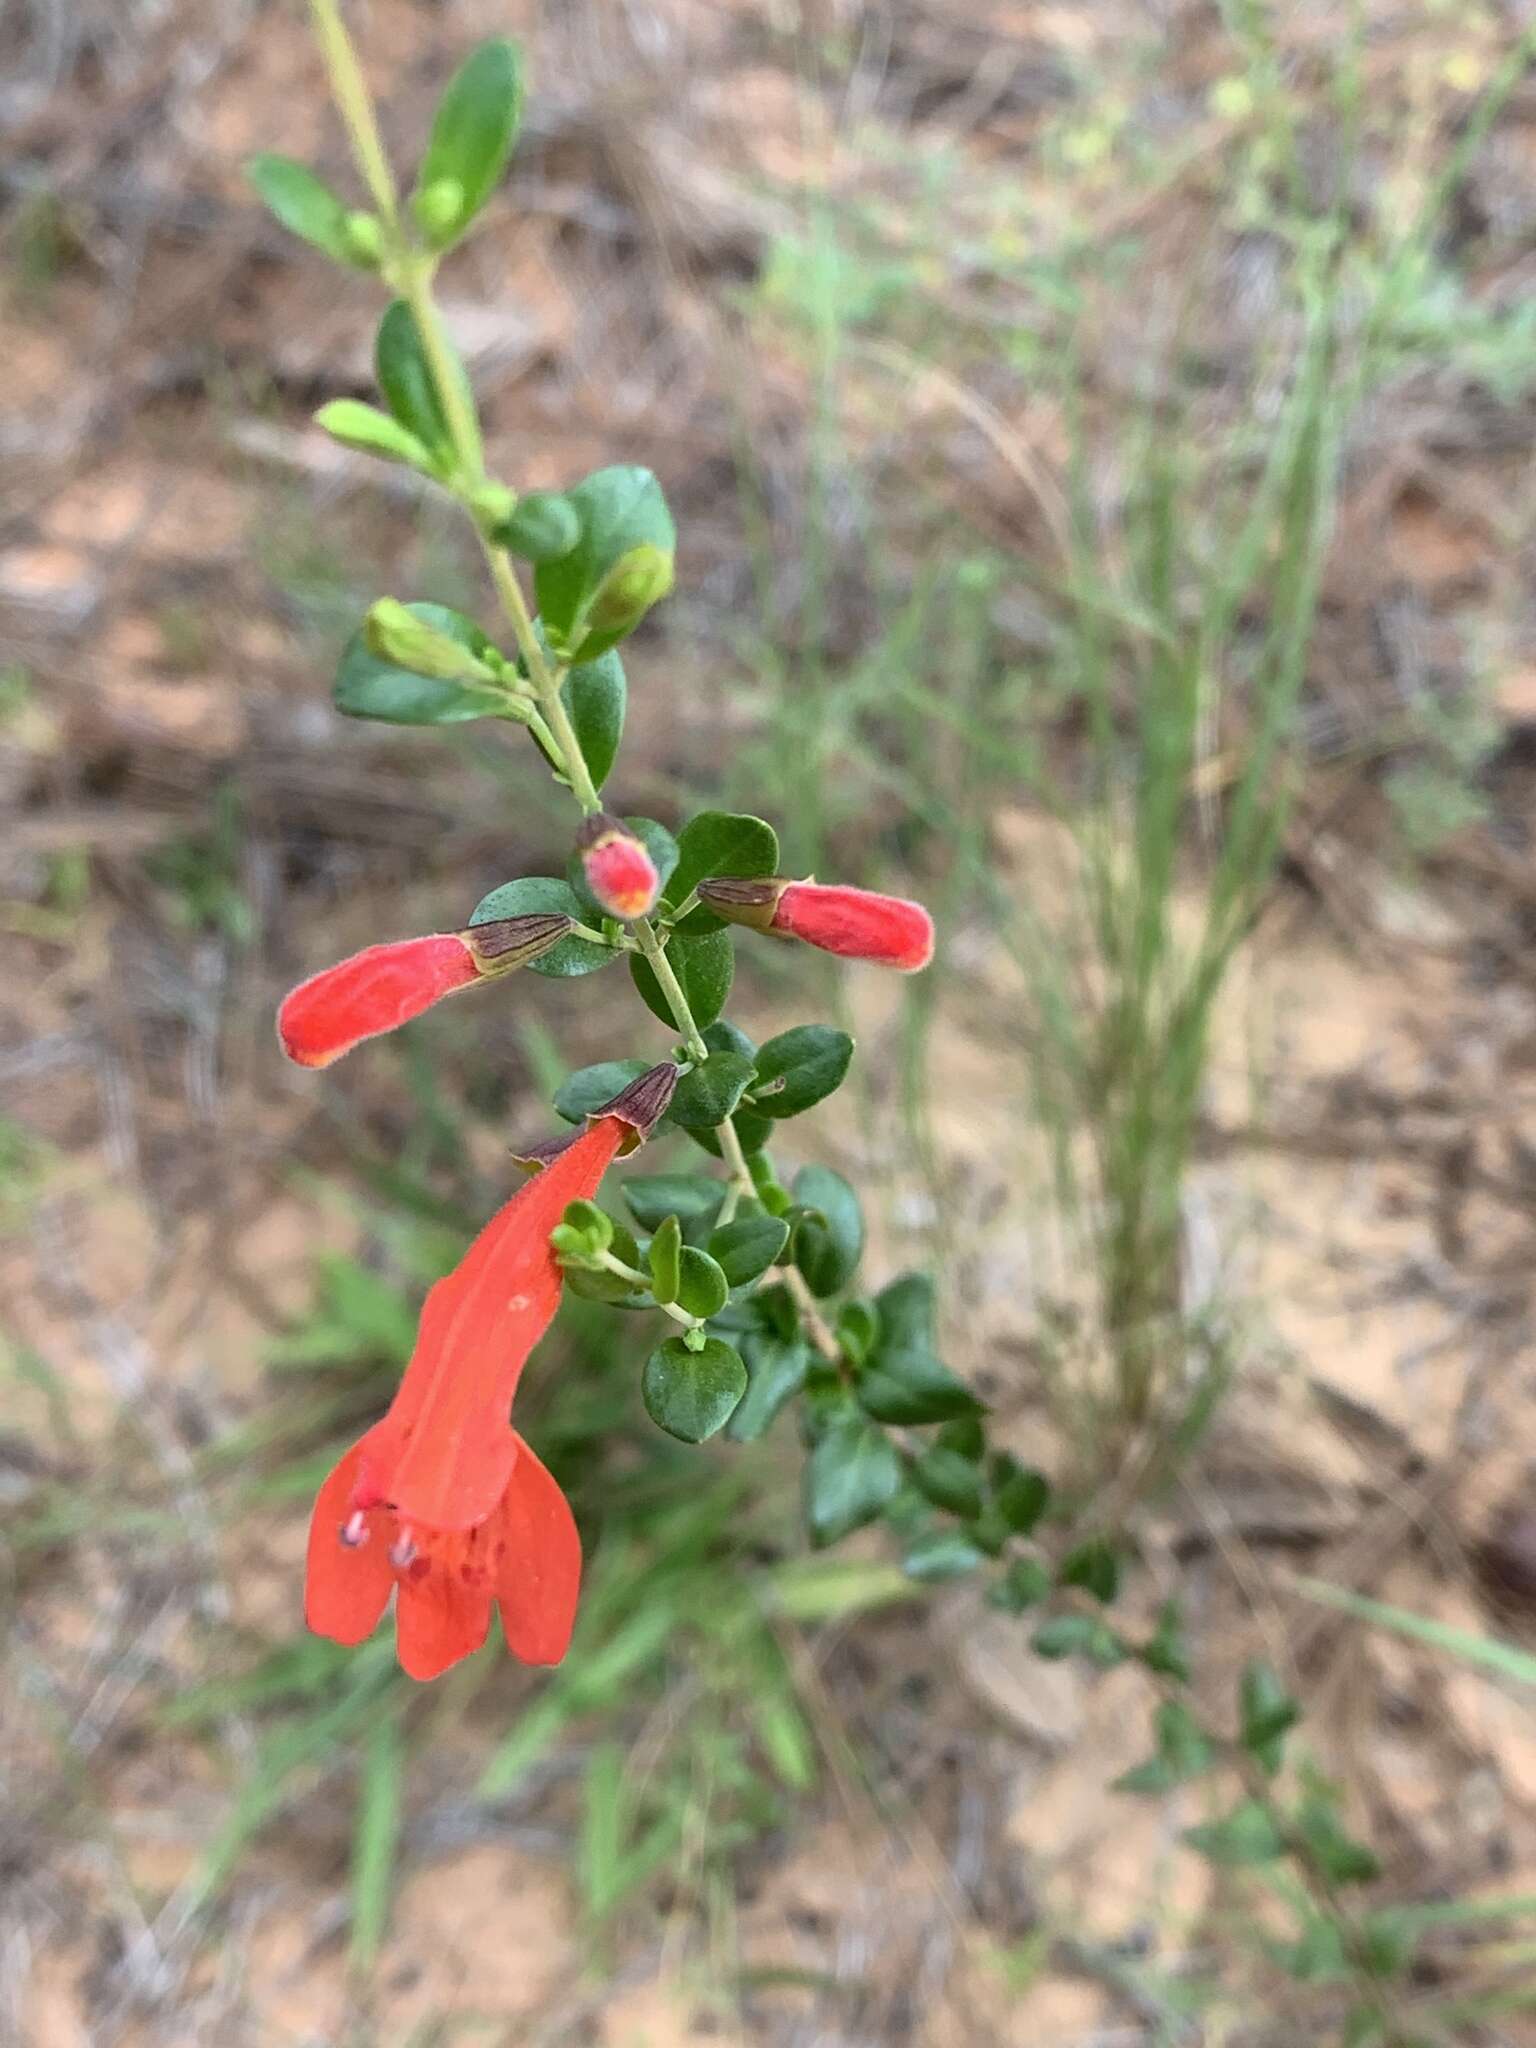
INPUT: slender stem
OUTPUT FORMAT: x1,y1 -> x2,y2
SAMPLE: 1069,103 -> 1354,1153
307,0 -> 400,228
594,1251 -> 701,1330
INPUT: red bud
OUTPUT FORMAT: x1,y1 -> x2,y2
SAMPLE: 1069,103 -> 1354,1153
695,876 -> 934,972
279,915 -> 572,1068
576,815 -> 660,921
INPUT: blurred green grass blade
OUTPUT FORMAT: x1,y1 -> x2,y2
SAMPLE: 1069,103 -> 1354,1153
1293,1577 -> 1536,1686
350,1710 -> 406,1972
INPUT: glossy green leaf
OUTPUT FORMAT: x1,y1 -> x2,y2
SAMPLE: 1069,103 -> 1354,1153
727,1329 -> 809,1441
1295,1794 -> 1381,1885
534,465 -> 676,659
1184,1801 -> 1285,1867
642,1335 -> 745,1443
630,927 -> 732,1032
750,1025 -> 854,1120
314,399 -> 436,473
334,602 -> 508,725
621,1174 -> 723,1233
708,1213 -> 788,1288
791,1165 -> 864,1298
246,154 -> 372,268
468,876 -> 613,976
667,811 -> 779,930
675,1245 -> 729,1320
938,1416 -> 986,1462
1114,1701 -> 1216,1795
668,1051 -> 755,1129
857,1271 -> 979,1423
687,1106 -> 773,1163
1140,1599 -> 1192,1683
553,1060 -> 651,1125
911,1448 -> 984,1520
412,38 -> 523,247
648,1216 -> 682,1306
375,299 -> 480,474
805,1413 -> 902,1546
561,652 -> 626,793
496,491 -> 581,562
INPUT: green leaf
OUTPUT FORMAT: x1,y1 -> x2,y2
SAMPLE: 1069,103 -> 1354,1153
375,299 -> 479,473
554,1198 -> 612,1255
708,1213 -> 788,1288
805,1413 -> 902,1546
630,927 -> 733,1032
642,1335 -> 745,1443
727,1330 -> 809,1441
911,1448 -> 984,1520
565,1222 -> 646,1305
750,1025 -> 854,1120
553,1060 -> 651,1125
666,811 -> 779,930
675,1245 -> 729,1320
1184,1800 -> 1285,1867
469,877 -> 613,977
857,1271 -> 979,1422
1058,1537 -> 1120,1605
992,1455 -> 1050,1535
835,1299 -> 879,1367
938,1417 -> 986,1462
496,491 -> 581,562
1140,1599 -> 1192,1683
648,1216 -> 682,1306
314,399 -> 436,473
1239,1661 -> 1300,1775
1113,1702 -> 1216,1796
858,1347 -> 978,1426
621,1174 -> 724,1233
334,602 -> 508,726
791,1165 -> 864,1298
246,154 -> 372,268
988,1557 -> 1051,1613
687,1107 -> 773,1163
1031,1615 -> 1126,1666
1296,1794 -> 1381,1885
534,466 -> 677,659
903,1531 -> 986,1583
412,38 -> 524,248
668,1051 -> 756,1129
560,651 -> 625,792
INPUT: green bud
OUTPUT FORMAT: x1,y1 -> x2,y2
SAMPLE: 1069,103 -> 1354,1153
342,211 -> 385,268
363,597 -> 499,682
412,177 -> 466,244
495,491 -> 582,564
587,543 -> 676,634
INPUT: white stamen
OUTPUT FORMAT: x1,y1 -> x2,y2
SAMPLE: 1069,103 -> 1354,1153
339,1510 -> 368,1548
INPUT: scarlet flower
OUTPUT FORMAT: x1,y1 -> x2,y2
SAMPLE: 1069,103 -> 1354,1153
304,1060 -> 680,1680
278,914 -> 571,1068
696,877 -> 934,973
576,814 -> 660,921
305,1116 -> 624,1679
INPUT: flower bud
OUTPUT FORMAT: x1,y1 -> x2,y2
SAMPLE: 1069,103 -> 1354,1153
412,176 -> 466,244
586,543 -> 675,635
576,814 -> 660,921
696,877 -> 934,972
364,598 -> 498,683
279,916 -> 571,1068
342,211 -> 384,268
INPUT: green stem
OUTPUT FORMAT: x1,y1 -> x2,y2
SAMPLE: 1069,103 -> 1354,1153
306,0 -> 400,228
594,1251 -> 700,1330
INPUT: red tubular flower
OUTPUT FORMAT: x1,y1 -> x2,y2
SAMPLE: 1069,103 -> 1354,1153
696,877 -> 935,973
576,814 -> 660,921
304,1115 -> 627,1678
278,914 -> 571,1068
